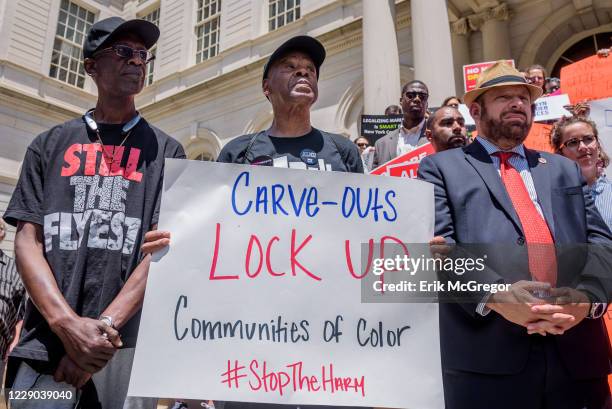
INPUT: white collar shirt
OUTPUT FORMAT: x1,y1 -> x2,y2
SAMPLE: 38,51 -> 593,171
396,119 -> 425,157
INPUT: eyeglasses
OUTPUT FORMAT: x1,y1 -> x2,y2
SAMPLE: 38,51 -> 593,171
94,45 -> 155,64
357,143 -> 370,148
405,91 -> 428,100
560,134 -> 597,150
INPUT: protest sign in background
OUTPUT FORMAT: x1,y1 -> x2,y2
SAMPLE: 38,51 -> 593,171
533,94 -> 571,122
524,123 -> 554,153
129,160 -> 443,408
360,115 -> 403,143
560,55 -> 612,104
457,104 -> 475,126
385,161 -> 421,178
463,60 -> 514,92
370,143 -> 435,176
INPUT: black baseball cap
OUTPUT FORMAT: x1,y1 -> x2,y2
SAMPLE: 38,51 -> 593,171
262,35 -> 326,80
83,17 -> 160,59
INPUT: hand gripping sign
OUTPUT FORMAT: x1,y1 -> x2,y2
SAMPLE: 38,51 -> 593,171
128,160 -> 443,408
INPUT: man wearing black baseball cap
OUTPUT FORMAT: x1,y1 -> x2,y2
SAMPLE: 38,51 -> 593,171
82,16 -> 159,59
141,35 -> 366,409
5,16 -> 185,409
215,34 -> 362,173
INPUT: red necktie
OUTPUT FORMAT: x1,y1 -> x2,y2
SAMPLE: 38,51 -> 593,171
496,152 -> 557,285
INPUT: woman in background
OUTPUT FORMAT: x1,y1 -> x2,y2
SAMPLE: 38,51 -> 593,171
551,116 -> 612,230
442,96 -> 461,109
354,136 -> 375,173
526,64 -> 547,93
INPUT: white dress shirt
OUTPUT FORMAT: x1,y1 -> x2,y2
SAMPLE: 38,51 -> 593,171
396,119 -> 425,157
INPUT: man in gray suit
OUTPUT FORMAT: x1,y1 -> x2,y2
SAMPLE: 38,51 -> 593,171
418,61 -> 611,409
372,80 -> 429,169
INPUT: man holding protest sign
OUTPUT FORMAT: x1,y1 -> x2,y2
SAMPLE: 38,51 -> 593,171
3,17 -> 185,408
419,61 -> 612,409
143,35 -> 370,409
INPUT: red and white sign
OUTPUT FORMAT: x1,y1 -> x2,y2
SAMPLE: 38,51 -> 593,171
463,60 -> 515,92
370,143 -> 435,177
386,162 -> 421,178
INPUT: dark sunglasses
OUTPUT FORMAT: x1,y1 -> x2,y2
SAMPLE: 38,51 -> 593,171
94,45 -> 155,64
405,91 -> 428,100
357,143 -> 370,148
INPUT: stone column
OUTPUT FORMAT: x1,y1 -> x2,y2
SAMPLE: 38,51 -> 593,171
411,0 -> 456,106
362,0 -> 401,114
478,3 -> 512,62
451,18 -> 471,97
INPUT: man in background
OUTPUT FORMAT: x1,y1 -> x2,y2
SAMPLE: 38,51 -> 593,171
425,106 -> 467,152
384,104 -> 402,115
373,80 -> 429,168
142,34 -> 365,409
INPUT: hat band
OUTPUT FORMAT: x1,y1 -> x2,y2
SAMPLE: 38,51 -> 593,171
479,75 -> 527,89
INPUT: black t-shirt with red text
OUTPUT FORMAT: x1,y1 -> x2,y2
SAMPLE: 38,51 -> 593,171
4,117 -> 185,363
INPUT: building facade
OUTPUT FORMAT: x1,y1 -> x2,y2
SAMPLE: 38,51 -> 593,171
0,0 -> 611,254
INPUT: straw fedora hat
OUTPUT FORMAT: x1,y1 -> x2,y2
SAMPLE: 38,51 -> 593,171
463,61 -> 543,105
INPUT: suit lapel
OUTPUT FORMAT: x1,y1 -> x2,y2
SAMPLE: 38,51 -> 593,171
464,141 -> 523,233
525,149 -> 556,239
417,123 -> 428,146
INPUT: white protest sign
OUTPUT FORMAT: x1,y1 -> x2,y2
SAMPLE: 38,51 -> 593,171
533,94 -> 571,121
457,104 -> 475,126
129,160 -> 443,408
590,97 -> 612,171
457,94 -> 572,125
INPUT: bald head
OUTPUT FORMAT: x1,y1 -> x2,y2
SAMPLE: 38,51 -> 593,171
426,107 -> 467,152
